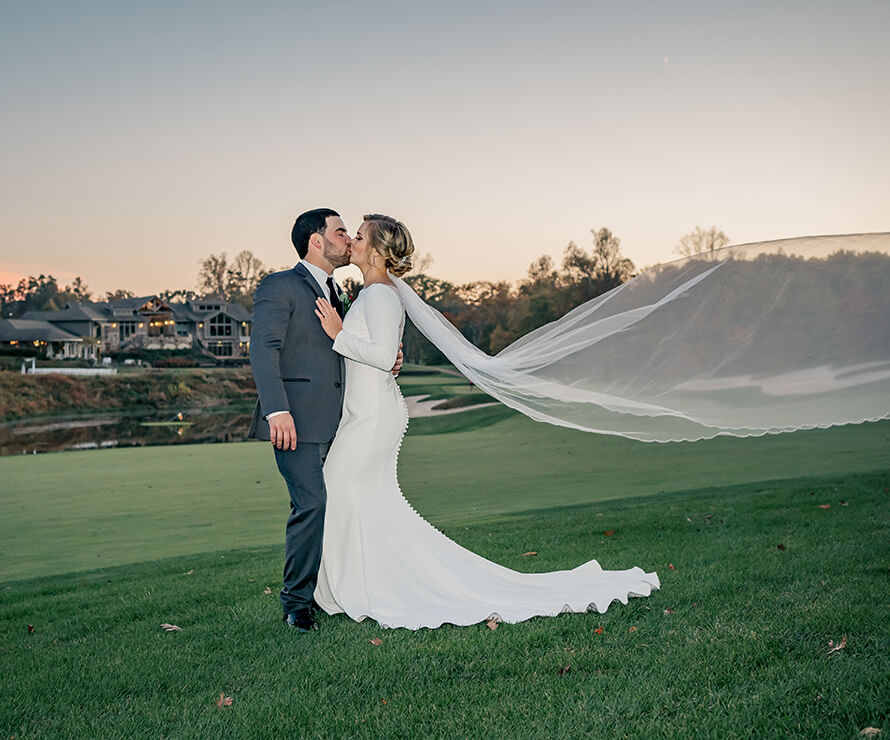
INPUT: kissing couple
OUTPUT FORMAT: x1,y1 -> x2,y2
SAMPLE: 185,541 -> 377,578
248,208 -> 659,632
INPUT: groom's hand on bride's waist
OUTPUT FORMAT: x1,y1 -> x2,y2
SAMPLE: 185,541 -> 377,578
391,344 -> 403,376
268,412 -> 297,450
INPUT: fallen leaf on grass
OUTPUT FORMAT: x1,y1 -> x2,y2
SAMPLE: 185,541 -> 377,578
216,693 -> 233,708
248,579 -> 256,583
628,626 -> 638,633
663,608 -> 674,615
557,665 -> 571,676
818,504 -> 831,509
704,514 -> 713,521
777,544 -> 786,550
691,603 -> 698,608
668,563 -> 675,570
594,627 -> 604,634
522,551 -> 538,557
262,587 -> 273,595
184,569 -> 195,575
28,624 -> 34,634
486,618 -> 499,631
826,636 -> 847,655
160,624 -> 182,632
603,530 -> 615,537
859,728 -> 882,738
369,638 -> 383,646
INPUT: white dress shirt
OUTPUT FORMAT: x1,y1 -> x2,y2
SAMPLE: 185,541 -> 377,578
302,260 -> 335,301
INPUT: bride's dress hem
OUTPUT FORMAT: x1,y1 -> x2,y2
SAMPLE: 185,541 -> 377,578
322,580 -> 661,631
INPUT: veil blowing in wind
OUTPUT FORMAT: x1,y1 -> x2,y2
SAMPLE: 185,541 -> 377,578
392,233 -> 890,442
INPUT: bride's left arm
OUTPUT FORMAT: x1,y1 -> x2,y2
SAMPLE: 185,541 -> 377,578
328,287 -> 403,371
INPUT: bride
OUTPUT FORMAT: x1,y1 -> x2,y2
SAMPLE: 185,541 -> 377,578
310,216 -> 890,630
312,215 -> 659,630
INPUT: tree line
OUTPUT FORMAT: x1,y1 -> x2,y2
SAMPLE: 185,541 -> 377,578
1,226 -> 730,363
0,250 -> 275,318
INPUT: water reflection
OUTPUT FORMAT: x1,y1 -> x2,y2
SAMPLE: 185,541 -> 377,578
1,407 -> 254,456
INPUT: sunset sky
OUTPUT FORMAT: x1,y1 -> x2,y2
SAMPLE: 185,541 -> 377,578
1,1 -> 888,296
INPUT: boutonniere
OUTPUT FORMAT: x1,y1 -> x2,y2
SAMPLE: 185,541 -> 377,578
340,291 -> 354,314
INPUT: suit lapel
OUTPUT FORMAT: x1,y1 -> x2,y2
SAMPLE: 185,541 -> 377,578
294,262 -> 325,300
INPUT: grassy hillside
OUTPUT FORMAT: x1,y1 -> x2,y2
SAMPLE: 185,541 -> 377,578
0,367 -> 258,421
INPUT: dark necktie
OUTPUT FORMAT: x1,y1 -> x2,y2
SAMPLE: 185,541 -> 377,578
326,277 -> 344,318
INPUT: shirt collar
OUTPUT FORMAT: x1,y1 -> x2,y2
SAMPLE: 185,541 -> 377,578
302,260 -> 333,297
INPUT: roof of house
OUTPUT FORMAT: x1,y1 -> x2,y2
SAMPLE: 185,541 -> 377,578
0,319 -> 83,343
169,303 -> 205,322
18,296 -> 251,326
21,304 -> 106,323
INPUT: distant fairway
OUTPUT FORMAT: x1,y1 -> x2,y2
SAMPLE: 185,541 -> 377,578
0,407 -> 888,582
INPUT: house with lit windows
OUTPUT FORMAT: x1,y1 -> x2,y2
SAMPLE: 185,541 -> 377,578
5,295 -> 251,359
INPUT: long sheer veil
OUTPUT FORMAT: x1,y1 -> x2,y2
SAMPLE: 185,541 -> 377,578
391,233 -> 890,442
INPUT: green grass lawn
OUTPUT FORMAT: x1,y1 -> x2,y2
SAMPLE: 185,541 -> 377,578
1,373 -> 889,737
1,471 -> 887,737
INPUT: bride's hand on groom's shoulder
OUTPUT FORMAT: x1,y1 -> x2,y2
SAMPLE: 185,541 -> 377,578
315,298 -> 343,340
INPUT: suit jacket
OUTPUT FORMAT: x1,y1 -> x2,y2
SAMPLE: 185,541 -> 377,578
248,262 -> 346,443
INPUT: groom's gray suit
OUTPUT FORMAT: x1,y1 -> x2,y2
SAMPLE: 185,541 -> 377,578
249,262 -> 345,614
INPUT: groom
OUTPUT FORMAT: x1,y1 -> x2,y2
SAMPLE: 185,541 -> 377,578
248,208 -> 353,632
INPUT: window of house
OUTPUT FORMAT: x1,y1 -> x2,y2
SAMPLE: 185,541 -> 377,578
209,342 -> 233,356
118,322 -> 137,341
209,314 -> 233,337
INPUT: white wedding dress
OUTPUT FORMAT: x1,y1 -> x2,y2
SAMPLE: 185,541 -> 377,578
314,283 -> 660,630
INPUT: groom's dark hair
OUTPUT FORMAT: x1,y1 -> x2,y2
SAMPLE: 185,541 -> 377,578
292,208 -> 340,259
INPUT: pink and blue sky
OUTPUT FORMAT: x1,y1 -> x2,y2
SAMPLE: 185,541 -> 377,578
1,0 -> 888,294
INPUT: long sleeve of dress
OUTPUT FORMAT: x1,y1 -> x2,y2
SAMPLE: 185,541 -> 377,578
332,285 -> 403,372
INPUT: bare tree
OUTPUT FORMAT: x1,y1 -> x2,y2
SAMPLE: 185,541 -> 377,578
196,253 -> 230,297
196,250 -> 270,305
675,226 -> 730,257
227,250 -> 270,299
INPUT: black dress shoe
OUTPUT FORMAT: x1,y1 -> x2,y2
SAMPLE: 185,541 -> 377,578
284,608 -> 318,632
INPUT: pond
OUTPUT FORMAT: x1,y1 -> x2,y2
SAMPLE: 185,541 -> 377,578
1,407 -> 254,456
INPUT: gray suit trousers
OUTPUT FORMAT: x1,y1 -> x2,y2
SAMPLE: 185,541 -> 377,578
274,441 -> 331,614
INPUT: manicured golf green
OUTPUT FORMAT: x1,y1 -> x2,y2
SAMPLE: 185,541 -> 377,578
1,412 -> 888,582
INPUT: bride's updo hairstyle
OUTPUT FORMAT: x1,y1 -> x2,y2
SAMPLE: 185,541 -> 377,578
363,214 -> 415,277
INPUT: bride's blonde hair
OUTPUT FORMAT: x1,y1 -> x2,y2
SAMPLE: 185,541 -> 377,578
363,214 -> 415,277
